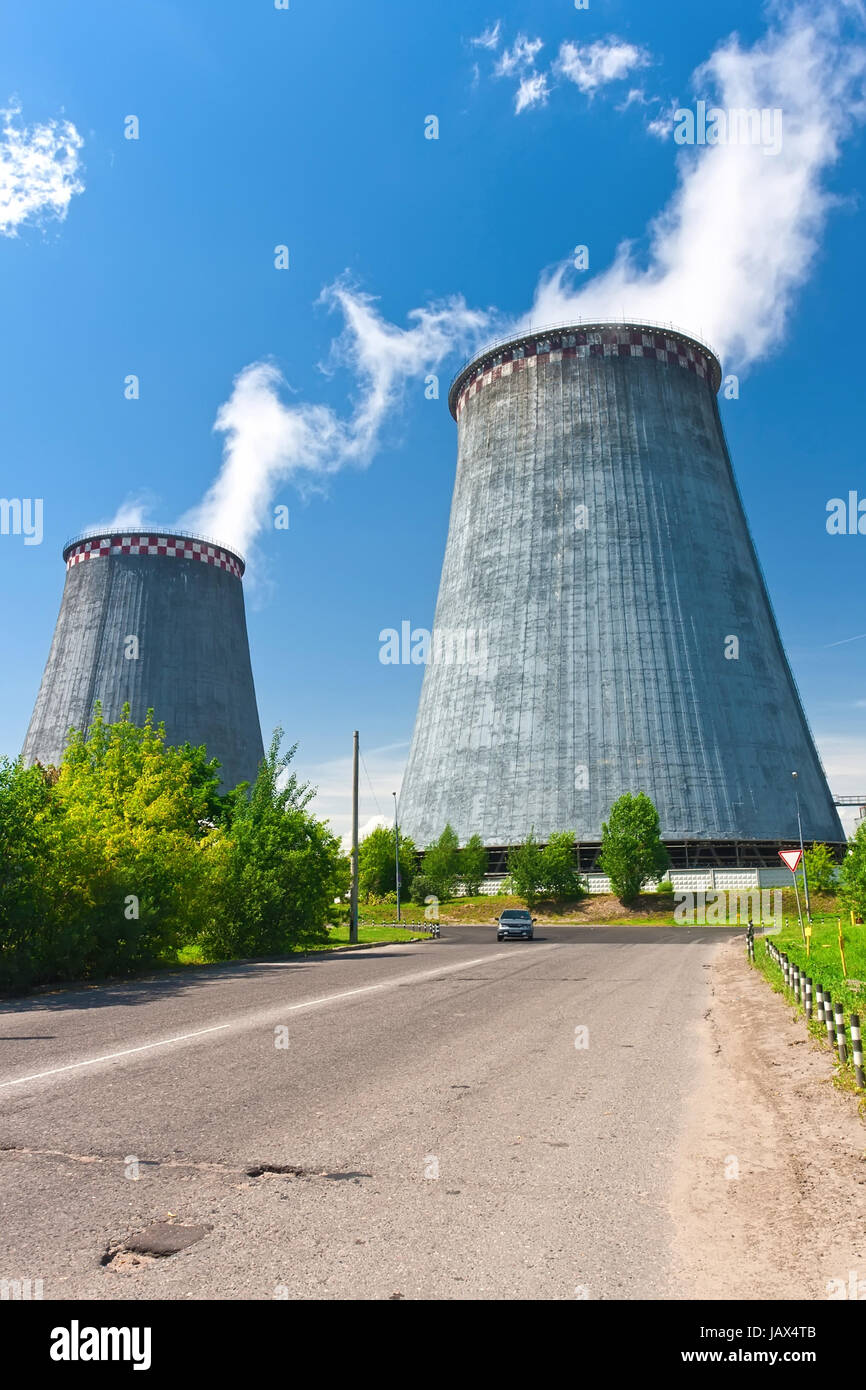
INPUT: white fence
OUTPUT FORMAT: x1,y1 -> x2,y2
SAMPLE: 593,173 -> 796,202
463,867 -> 799,896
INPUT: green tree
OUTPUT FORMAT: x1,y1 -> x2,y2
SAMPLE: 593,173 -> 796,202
540,830 -> 583,902
839,826 -> 866,922
0,759 -> 63,988
202,730 -> 348,959
56,705 -> 219,974
508,832 -> 545,908
598,793 -> 669,903
459,834 -> 488,895
423,824 -> 461,900
358,826 -> 417,901
804,842 -> 839,894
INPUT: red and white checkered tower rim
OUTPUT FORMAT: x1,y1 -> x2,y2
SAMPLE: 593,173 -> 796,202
448,320 -> 724,420
61,527 -> 246,579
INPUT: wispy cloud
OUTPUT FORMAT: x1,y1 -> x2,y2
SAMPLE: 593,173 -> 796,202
294,740 -> 411,851
495,34 -> 544,78
515,72 -> 550,113
645,99 -> 681,139
555,39 -> 649,95
471,21 -> 501,51
0,100 -> 83,237
815,733 -> 866,836
476,26 -> 650,115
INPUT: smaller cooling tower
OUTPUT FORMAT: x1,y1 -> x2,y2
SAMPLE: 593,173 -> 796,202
23,530 -> 264,789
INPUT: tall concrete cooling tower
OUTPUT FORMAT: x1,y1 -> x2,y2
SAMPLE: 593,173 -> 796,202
23,530 -> 264,790
398,323 -> 843,868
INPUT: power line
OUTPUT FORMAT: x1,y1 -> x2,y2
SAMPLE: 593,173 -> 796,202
360,748 -> 383,819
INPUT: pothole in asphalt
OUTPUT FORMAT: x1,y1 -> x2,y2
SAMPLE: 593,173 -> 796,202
245,1164 -> 307,1178
102,1221 -> 210,1266
102,1249 -> 156,1272
245,1164 -> 371,1182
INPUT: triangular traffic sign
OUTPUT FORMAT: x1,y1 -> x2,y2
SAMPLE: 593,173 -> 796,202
779,848 -> 803,872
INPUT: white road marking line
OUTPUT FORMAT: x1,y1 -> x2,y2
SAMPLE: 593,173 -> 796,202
0,946 -> 558,1091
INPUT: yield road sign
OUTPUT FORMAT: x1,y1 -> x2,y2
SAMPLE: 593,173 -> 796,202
779,849 -> 803,873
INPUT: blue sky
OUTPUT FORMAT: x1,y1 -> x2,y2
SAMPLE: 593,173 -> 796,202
1,0 -> 865,840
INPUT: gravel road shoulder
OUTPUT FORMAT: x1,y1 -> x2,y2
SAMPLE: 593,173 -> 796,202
671,938 -> 866,1300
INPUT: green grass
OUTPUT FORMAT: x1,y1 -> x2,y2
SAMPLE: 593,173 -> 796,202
753,932 -> 866,1100
313,922 -> 430,949
756,896 -> 866,1018
174,921 -> 427,965
358,890 -> 774,928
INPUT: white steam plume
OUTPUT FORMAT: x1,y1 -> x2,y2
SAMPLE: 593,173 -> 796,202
111,1 -> 863,558
181,282 -> 490,555
523,1 -> 866,368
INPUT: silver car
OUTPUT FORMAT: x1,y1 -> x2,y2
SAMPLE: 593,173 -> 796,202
496,909 -> 535,941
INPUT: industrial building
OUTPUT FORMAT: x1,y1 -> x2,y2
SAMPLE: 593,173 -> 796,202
397,322 -> 844,868
23,529 -> 263,790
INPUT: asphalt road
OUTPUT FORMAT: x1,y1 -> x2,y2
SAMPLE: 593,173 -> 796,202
0,925 -> 739,1300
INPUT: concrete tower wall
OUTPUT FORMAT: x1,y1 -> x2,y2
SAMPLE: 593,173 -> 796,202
398,324 -> 843,851
23,532 -> 264,790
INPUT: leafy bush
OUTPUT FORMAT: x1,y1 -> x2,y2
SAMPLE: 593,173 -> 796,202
804,842 -> 839,894
358,826 -> 417,901
0,711 -> 349,989
423,824 -> 461,900
410,874 -> 436,905
508,832 -> 545,908
599,793 -> 669,903
839,826 -> 866,922
540,831 -> 584,902
459,834 -> 488,895
199,730 -> 347,960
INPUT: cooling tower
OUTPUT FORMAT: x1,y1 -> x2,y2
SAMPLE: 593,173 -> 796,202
23,530 -> 264,790
398,323 -> 843,867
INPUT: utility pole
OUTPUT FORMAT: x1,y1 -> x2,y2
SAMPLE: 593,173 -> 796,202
393,790 -> 401,923
792,771 -> 811,921
350,731 -> 359,944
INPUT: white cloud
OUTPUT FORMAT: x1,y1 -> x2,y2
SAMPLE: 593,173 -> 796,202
180,282 -> 491,557
495,34 -> 543,77
555,39 -> 649,94
471,21 -> 501,50
293,740 -> 410,851
522,1 -> 866,370
515,72 -> 550,113
815,733 -> 866,837
0,100 -> 83,237
645,100 -> 681,139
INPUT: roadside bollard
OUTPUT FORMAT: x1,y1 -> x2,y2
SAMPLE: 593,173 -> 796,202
851,1016 -> 865,1090
824,993 -> 837,1051
816,985 -> 825,1025
805,977 -> 812,1020
834,1002 -> 848,1065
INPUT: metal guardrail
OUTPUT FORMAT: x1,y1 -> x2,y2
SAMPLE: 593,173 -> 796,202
448,317 -> 721,396
62,526 -> 246,566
